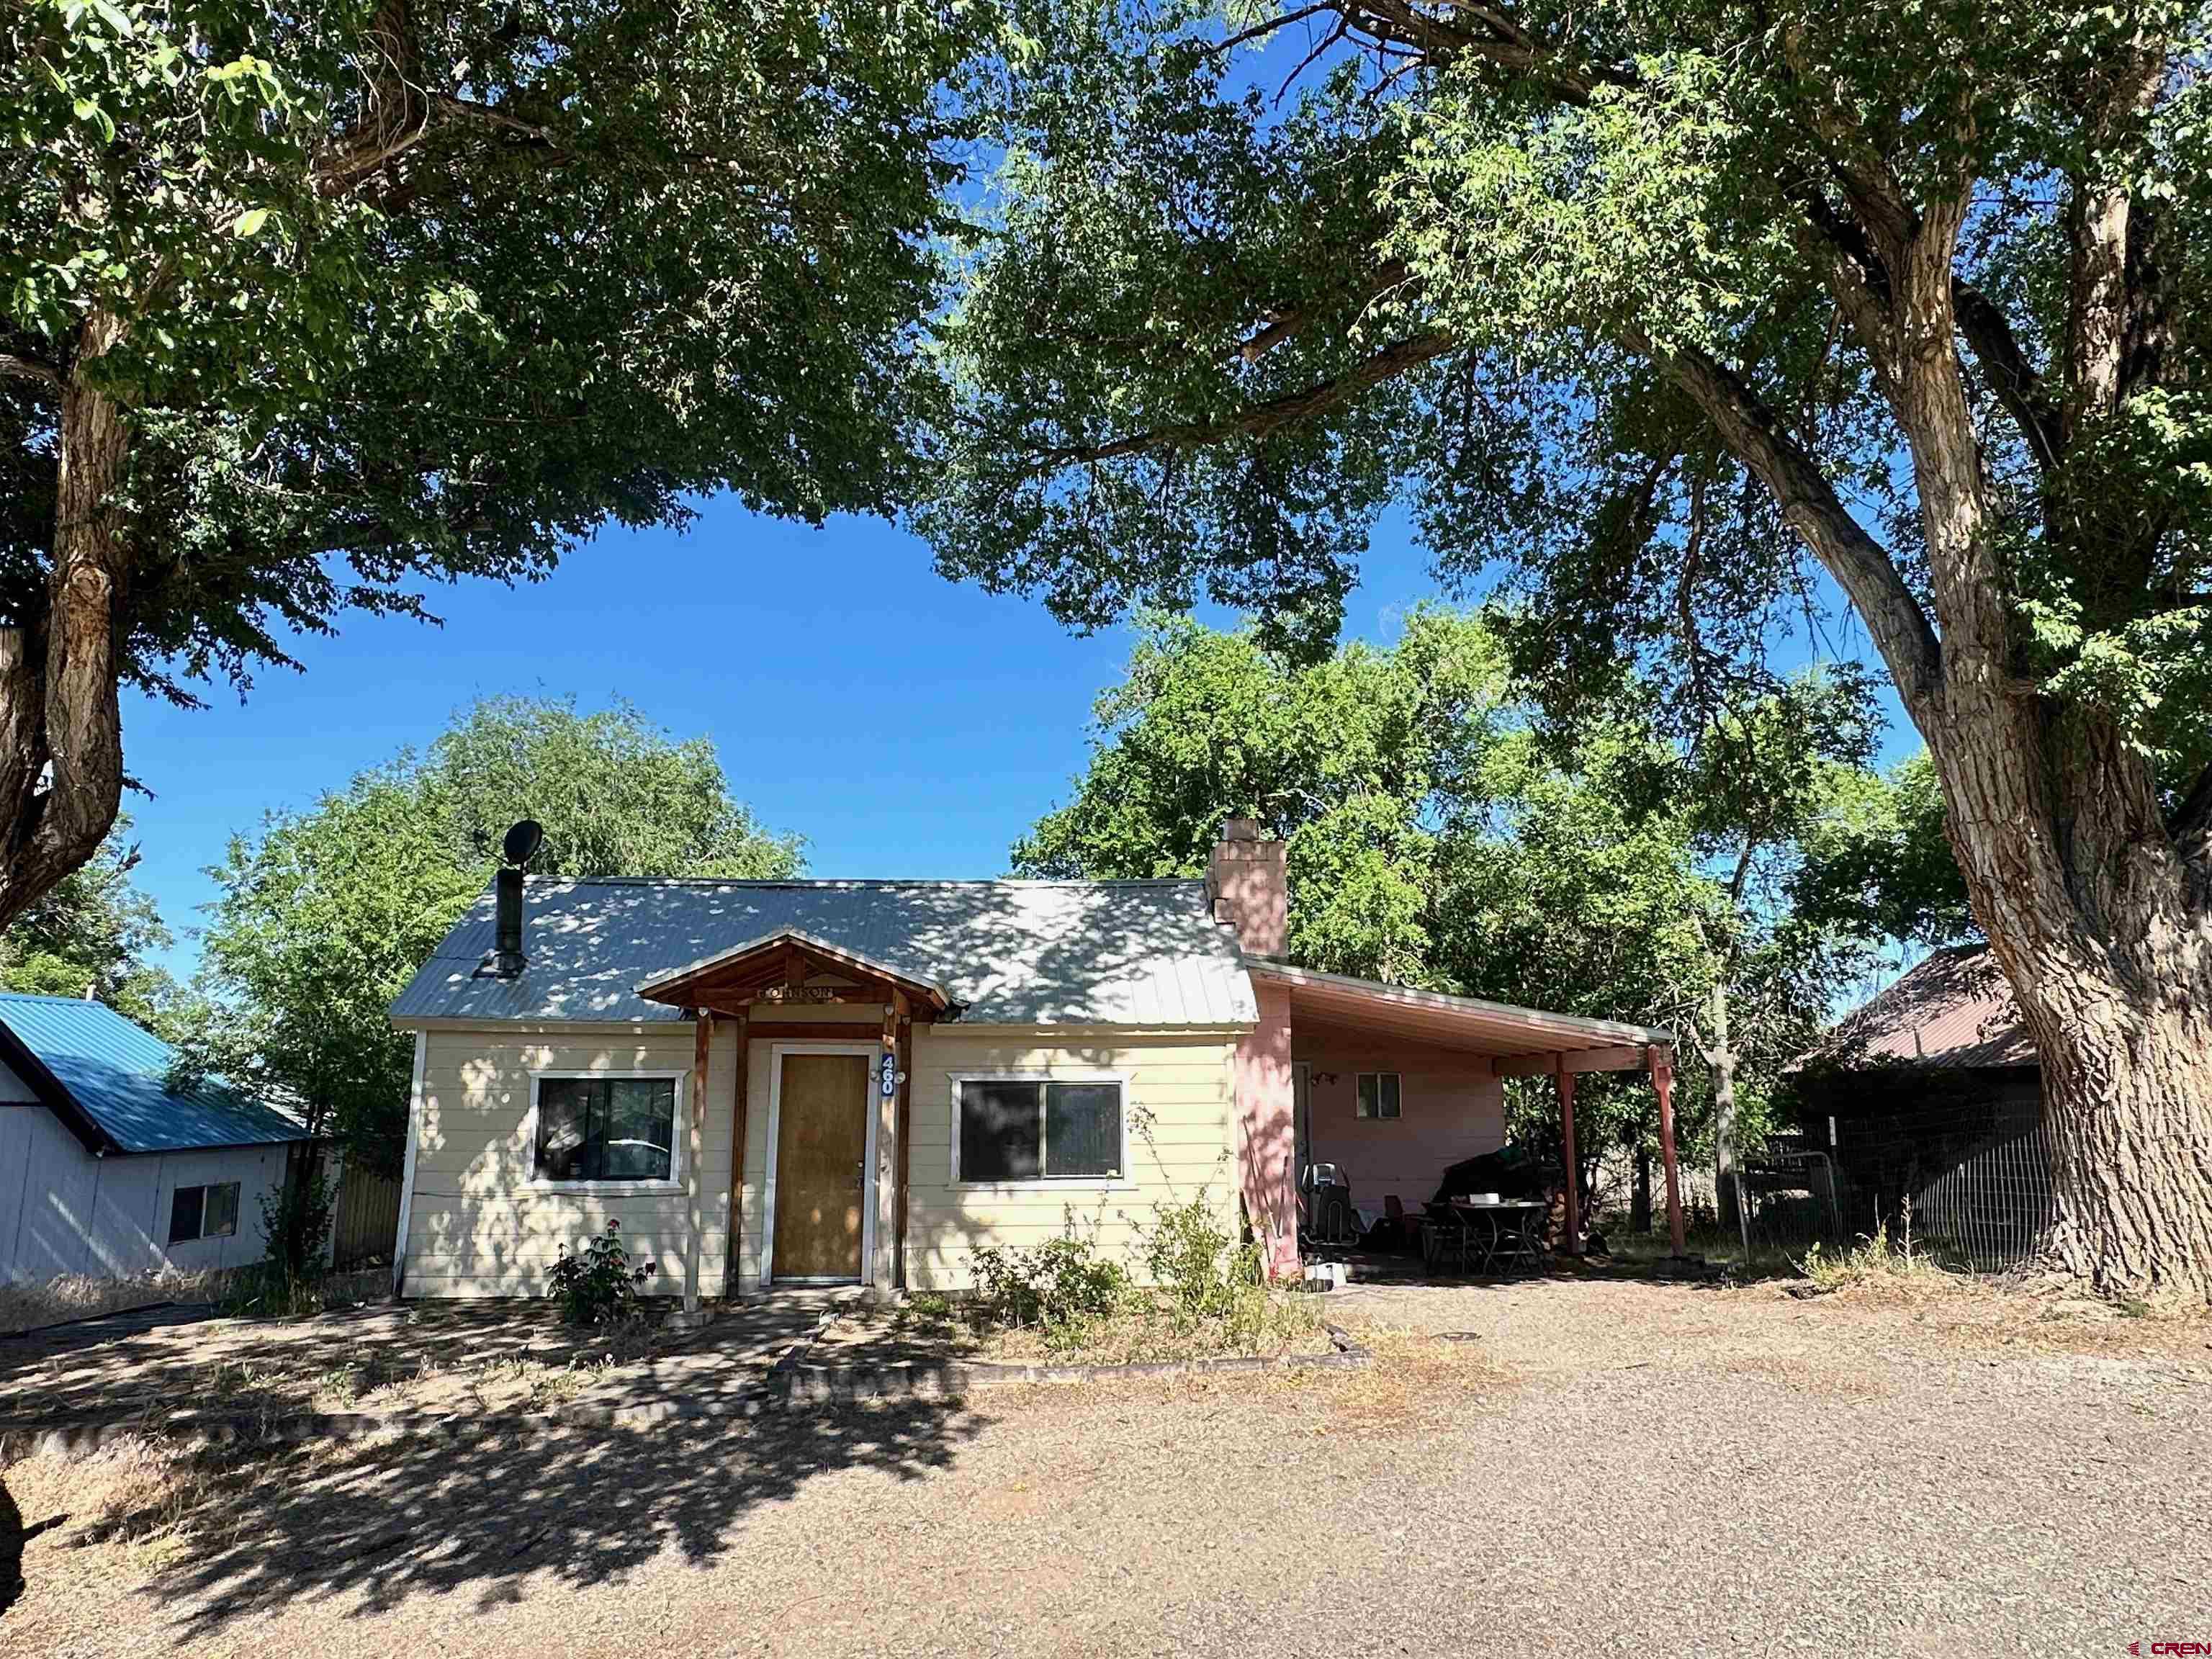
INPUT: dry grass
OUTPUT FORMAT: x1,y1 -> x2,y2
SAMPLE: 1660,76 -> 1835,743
1795,1222 -> 1966,1296
833,1287 -> 1331,1367
0,1269 -> 228,1336
2,1430 -> 295,1576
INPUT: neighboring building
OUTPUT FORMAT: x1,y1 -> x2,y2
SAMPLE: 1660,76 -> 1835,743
1787,944 -> 2050,1265
0,993 -> 310,1282
387,822 -> 1682,1301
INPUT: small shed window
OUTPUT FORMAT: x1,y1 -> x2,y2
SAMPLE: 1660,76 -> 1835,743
168,1181 -> 240,1244
957,1079 -> 1123,1182
534,1076 -> 678,1184
1356,1072 -> 1402,1120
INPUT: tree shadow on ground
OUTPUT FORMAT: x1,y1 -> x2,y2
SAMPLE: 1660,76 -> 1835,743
145,1394 -> 986,1638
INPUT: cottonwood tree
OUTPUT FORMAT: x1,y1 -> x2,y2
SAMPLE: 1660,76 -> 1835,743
1,0 -> 967,928
925,1 -> 2212,1297
189,696 -> 800,1177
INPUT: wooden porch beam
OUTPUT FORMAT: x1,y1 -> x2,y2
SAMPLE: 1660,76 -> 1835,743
725,1007 -> 749,1298
891,990 -> 913,1288
1557,1057 -> 1582,1256
1489,1044 -> 1648,1077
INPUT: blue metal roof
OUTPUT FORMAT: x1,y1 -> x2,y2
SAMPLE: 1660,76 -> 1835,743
0,993 -> 310,1154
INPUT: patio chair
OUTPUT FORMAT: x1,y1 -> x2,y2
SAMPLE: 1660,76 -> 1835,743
1420,1203 -> 1473,1272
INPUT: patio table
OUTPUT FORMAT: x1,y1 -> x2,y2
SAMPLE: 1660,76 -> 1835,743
1447,1198 -> 1549,1274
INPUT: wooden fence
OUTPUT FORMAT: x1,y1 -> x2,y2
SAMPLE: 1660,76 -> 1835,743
329,1161 -> 403,1269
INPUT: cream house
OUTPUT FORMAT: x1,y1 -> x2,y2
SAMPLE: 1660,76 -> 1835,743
387,823 -> 1685,1303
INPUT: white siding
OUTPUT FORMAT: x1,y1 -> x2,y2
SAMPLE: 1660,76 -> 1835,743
0,1102 -> 292,1283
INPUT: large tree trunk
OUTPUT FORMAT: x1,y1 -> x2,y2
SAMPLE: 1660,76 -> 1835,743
1930,703 -> 2212,1299
1661,168 -> 2212,1299
0,313 -> 131,932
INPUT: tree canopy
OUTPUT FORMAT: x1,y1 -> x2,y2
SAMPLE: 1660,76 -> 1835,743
930,0 -> 2212,1296
0,0 -> 971,927
1016,609 -> 1900,1196
187,696 -> 801,1172
0,812 -> 175,1025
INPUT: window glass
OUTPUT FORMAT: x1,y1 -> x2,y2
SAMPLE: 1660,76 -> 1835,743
203,1182 -> 240,1238
168,1184 -> 204,1245
959,1081 -> 1043,1182
1044,1083 -> 1121,1177
535,1077 -> 677,1182
1357,1073 -> 1403,1120
536,1079 -> 595,1181
602,1079 -> 676,1181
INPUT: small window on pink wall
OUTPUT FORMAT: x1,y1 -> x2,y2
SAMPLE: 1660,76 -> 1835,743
1356,1072 -> 1401,1120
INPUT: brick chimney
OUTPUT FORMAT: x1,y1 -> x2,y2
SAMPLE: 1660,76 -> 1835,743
1206,819 -> 1287,958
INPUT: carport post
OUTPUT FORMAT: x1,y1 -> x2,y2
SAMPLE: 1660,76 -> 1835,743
1653,1046 -> 1686,1256
1555,1057 -> 1581,1256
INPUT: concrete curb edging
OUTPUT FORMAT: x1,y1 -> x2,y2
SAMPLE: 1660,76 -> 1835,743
0,1405 -> 533,1464
552,1322 -> 1375,1427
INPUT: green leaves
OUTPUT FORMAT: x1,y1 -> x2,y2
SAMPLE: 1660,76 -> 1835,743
4,0 -> 978,715
186,695 -> 803,1172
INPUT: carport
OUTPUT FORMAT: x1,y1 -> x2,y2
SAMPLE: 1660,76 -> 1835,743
1241,962 -> 1685,1264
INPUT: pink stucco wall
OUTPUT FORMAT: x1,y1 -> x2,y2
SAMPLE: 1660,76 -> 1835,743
1295,1024 -> 1507,1210
1235,979 -> 1300,1278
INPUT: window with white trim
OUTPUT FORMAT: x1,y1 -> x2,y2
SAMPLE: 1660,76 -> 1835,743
1356,1071 -> 1402,1120
169,1181 -> 240,1244
956,1079 -> 1123,1182
534,1076 -> 679,1183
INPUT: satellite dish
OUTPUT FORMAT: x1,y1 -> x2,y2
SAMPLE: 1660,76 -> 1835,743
501,819 -> 544,868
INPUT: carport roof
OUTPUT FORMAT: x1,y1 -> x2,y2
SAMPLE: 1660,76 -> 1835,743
1247,961 -> 1673,1072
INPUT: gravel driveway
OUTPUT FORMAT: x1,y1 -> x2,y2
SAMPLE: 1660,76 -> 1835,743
4,1277 -> 2207,1658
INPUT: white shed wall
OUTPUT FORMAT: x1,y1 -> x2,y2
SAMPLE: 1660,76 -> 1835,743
0,1101 -> 293,1283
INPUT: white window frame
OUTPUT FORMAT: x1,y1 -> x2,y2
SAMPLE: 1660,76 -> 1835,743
762,1041 -> 883,1288
525,1069 -> 688,1195
1356,1071 -> 1403,1121
948,1071 -> 1134,1191
168,1179 -> 241,1245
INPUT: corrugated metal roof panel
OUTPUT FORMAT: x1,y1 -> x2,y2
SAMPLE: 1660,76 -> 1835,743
390,878 -> 1259,1029
1795,945 -> 2033,1076
0,993 -> 310,1154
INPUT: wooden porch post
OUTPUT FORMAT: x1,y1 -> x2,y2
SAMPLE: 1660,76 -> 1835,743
725,1007 -> 749,1297
683,1009 -> 714,1317
1556,1056 -> 1581,1256
1653,1045 -> 1686,1256
891,991 -> 913,1290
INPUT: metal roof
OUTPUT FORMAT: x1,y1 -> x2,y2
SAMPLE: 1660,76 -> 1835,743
1248,960 -> 1674,1058
0,993 -> 310,1155
1794,944 -> 2033,1076
390,878 -> 1259,1028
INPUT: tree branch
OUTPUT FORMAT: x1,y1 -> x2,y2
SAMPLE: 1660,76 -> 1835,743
1952,278 -> 2063,471
0,354 -> 62,390
1042,331 -> 1456,468
1634,331 -> 1943,721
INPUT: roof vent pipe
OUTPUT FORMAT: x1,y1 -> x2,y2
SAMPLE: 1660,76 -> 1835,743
483,819 -> 543,981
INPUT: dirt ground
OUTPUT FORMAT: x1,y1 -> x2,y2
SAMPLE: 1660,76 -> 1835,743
0,1296 -> 827,1431
4,1274 -> 2208,1658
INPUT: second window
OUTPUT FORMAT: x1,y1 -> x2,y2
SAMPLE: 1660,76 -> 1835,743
958,1079 -> 1123,1182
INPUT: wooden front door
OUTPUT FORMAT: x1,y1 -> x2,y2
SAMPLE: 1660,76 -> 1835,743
772,1052 -> 871,1281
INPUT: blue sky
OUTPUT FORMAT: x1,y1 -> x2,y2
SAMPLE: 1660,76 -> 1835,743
122,501 -> 1427,979
126,496 -> 1910,984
